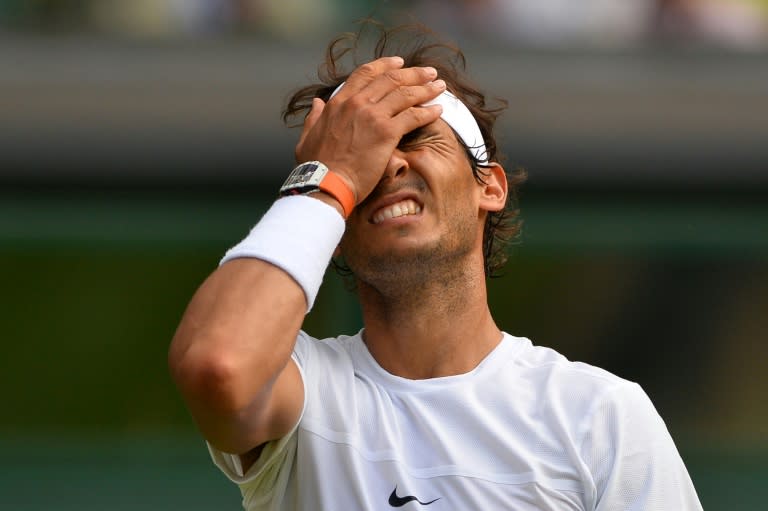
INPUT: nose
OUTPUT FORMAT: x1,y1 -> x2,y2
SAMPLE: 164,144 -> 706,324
383,147 -> 409,181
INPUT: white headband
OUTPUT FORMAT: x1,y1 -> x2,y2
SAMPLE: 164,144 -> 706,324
329,83 -> 488,164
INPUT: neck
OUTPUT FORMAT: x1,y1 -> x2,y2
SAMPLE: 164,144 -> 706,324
357,253 -> 502,379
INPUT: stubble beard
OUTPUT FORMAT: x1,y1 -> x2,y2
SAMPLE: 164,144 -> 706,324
344,219 -> 479,310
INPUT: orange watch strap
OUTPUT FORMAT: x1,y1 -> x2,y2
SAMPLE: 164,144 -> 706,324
319,171 -> 355,219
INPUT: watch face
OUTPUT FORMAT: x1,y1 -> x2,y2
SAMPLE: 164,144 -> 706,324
293,162 -> 319,181
281,161 -> 329,194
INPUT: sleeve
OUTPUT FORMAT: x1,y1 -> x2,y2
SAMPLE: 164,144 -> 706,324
205,332 -> 314,510
580,382 -> 703,511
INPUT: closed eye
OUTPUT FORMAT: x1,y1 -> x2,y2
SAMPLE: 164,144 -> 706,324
398,127 -> 438,150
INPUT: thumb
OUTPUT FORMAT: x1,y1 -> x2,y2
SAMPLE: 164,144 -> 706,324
295,98 -> 326,161
302,98 -> 325,136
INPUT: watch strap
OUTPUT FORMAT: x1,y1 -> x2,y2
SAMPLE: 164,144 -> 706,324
318,170 -> 355,219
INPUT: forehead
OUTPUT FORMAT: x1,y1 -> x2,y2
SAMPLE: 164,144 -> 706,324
427,117 -> 455,134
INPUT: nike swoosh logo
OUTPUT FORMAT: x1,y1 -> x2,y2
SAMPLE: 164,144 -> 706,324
388,486 -> 440,507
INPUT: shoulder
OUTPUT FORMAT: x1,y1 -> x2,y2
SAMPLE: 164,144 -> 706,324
502,334 -> 657,438
291,330 -> 362,380
508,334 -> 634,397
508,337 -> 681,461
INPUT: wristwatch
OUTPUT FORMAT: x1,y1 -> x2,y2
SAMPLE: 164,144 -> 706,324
279,161 -> 355,218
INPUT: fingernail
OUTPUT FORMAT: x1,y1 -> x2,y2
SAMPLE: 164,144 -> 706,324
391,56 -> 404,65
425,67 -> 437,77
432,79 -> 446,89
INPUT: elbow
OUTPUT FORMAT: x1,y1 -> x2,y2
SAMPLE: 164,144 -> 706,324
169,336 -> 256,415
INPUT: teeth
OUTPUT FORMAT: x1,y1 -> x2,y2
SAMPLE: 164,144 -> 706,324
372,199 -> 421,224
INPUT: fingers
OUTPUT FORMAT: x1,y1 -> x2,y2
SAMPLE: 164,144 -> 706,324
330,56 -> 405,101
393,102 -> 443,137
331,57 -> 440,106
363,66 -> 439,104
376,78 -> 446,117
296,98 -> 325,158
305,97 -> 325,129
329,64 -> 445,138
373,78 -> 446,137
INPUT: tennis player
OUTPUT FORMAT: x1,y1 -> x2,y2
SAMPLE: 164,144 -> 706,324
169,23 -> 703,510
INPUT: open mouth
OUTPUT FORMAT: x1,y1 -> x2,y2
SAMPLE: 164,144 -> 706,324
371,199 -> 422,224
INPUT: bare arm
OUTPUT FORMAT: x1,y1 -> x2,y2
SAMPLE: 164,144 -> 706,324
168,57 -> 445,458
169,258 -> 306,454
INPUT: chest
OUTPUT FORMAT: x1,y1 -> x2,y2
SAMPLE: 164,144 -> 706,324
297,376 -> 593,510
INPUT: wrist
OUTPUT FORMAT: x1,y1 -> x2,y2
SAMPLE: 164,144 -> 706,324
279,161 -> 356,219
308,190 -> 347,218
220,195 -> 346,312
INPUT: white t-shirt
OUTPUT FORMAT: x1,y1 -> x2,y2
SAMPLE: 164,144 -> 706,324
208,331 -> 702,510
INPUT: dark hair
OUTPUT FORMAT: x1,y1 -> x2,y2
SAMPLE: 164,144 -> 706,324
283,21 -> 526,277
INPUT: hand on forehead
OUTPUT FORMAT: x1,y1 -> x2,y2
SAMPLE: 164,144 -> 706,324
331,59 -> 488,164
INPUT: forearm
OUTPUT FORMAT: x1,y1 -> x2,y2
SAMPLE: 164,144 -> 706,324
169,57 -> 443,452
169,195 -> 345,449
169,258 -> 305,412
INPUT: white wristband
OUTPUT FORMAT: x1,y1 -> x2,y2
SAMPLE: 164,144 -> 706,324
220,195 -> 346,312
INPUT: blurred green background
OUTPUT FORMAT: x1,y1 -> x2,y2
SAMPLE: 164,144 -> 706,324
1,1 -> 767,509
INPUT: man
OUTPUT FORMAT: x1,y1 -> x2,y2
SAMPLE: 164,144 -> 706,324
169,24 -> 702,510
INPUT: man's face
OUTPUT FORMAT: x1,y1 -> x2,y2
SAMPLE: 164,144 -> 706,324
338,118 -> 486,287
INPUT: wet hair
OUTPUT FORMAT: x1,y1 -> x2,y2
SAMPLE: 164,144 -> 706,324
283,21 -> 526,277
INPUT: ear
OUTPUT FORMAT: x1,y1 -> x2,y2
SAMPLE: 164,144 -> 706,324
477,163 -> 508,213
